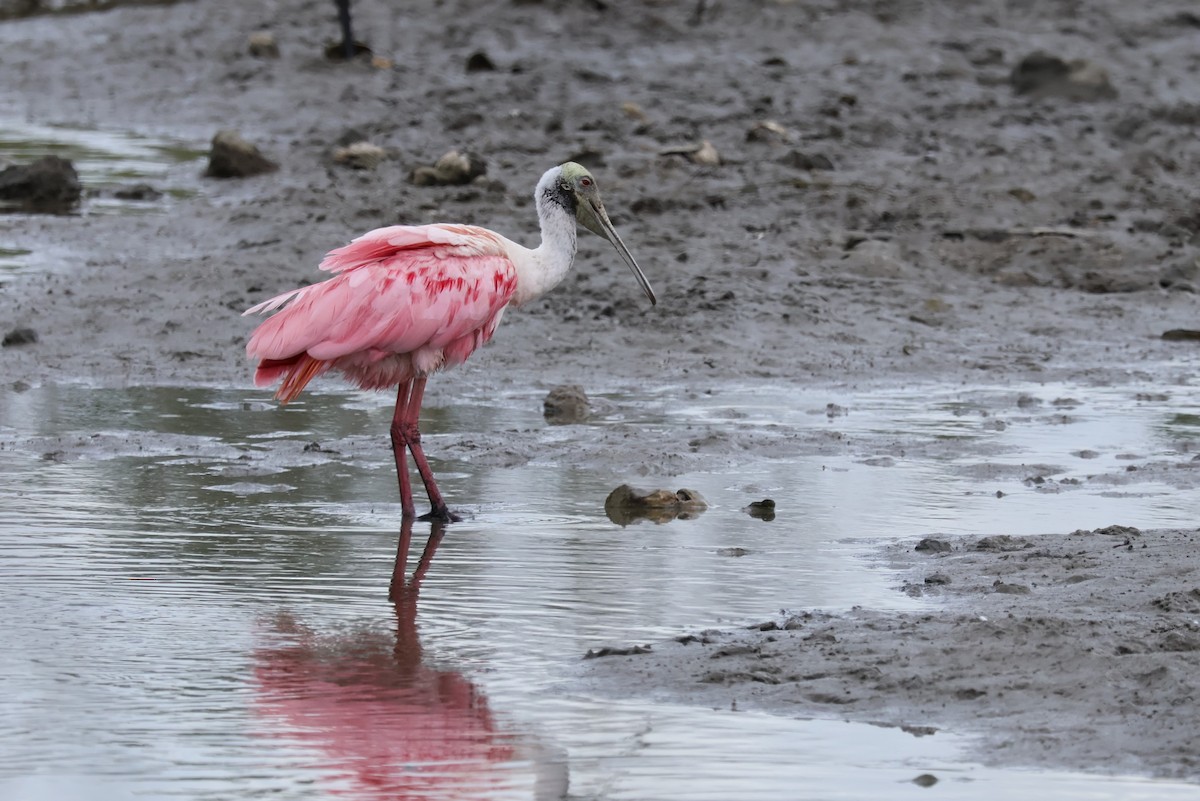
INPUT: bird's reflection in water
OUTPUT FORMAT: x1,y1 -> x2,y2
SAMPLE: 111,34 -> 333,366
253,519 -> 567,799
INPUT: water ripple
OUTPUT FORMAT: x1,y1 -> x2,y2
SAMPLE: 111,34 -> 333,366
4,383 -> 1200,799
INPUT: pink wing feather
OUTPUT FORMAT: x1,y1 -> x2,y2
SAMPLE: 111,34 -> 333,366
246,224 -> 518,401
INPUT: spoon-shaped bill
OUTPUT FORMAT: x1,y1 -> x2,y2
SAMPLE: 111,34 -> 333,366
579,198 -> 657,306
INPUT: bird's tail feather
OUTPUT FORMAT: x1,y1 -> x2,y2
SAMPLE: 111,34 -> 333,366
255,354 -> 327,404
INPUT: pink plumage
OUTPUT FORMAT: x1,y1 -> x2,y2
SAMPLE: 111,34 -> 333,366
244,162 -> 654,520
246,223 -> 517,403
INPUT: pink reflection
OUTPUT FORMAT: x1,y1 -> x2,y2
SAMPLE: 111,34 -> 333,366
253,520 -> 517,800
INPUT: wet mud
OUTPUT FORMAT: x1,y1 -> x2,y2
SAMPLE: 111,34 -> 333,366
2,0 -> 1200,784
582,526 -> 1200,780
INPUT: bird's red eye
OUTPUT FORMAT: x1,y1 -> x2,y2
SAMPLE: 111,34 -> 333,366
580,177 -> 592,187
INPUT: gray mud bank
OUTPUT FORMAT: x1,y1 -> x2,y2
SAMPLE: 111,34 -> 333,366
582,527 -> 1200,780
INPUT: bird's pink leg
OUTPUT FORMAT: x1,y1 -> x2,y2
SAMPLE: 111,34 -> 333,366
390,380 -> 417,519
388,515 -> 415,603
402,376 -> 460,522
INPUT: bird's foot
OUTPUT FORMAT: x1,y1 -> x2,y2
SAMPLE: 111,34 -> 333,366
419,506 -> 462,524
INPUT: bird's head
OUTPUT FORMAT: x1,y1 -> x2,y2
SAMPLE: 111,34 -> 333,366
550,162 -> 657,306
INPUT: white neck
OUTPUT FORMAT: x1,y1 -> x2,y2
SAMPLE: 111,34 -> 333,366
509,167 -> 577,307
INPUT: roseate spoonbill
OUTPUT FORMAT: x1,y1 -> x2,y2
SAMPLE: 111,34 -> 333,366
244,162 -> 656,521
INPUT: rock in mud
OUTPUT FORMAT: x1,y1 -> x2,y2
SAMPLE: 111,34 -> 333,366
1161,329 -> 1200,342
409,149 -> 487,186
976,535 -> 1029,552
2,327 -> 38,347
861,455 -> 897,467
584,644 -> 652,659
779,150 -> 834,171
620,101 -> 646,121
1085,524 -> 1141,538
914,537 -> 952,553
840,239 -> 910,279
465,50 -> 496,72
0,156 -> 81,210
205,130 -> 278,179
331,141 -> 387,170
746,120 -> 790,144
745,499 -> 776,521
691,140 -> 720,166
112,183 -> 162,201
659,140 -> 721,166
1009,52 -> 1117,101
604,484 -> 707,526
0,0 -> 38,20
542,384 -> 590,424
247,31 -> 279,58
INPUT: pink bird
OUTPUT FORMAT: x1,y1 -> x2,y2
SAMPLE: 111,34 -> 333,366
245,162 -> 656,521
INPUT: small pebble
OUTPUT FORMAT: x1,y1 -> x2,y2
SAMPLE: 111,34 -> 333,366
1009,52 -> 1117,101
914,537 -> 952,553
746,119 -> 789,143
0,155 -> 81,209
465,50 -> 496,72
543,384 -> 590,425
410,149 -> 487,186
746,499 -> 776,521
659,140 -> 720,166
113,183 -> 162,201
332,141 -> 387,170
247,31 -> 280,58
2,327 -> 38,347
605,484 -> 708,526
205,130 -> 277,179
779,150 -> 834,171
620,101 -> 646,121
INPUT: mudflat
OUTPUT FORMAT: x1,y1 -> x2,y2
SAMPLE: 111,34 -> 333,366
1,0 -> 1198,781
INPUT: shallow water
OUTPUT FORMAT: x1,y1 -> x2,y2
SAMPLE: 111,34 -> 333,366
2,381 -> 1199,799
0,120 -> 204,229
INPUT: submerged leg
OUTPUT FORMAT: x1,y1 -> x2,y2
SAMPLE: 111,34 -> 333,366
388,516 -> 447,604
387,515 -> 415,604
390,518 -> 447,668
389,380 -> 416,519
400,376 -> 460,522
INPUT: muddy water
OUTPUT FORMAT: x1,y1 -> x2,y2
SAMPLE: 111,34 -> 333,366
2,383 -> 1199,800
0,121 -> 204,223
0,121 -> 206,284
